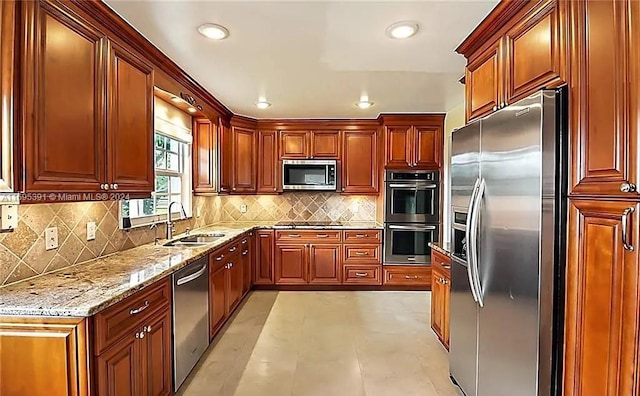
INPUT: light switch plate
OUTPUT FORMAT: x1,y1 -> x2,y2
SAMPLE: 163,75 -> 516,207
240,204 -> 248,213
45,227 -> 58,250
87,222 -> 96,241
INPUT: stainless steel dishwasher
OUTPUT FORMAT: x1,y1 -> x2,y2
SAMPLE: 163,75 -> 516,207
172,256 -> 209,391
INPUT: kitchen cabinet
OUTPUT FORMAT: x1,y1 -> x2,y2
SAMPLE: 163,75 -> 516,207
143,310 -> 172,396
342,265 -> 382,285
231,126 -> 256,193
192,118 -> 216,194
385,126 -> 412,168
564,200 -> 640,396
275,244 -> 308,285
20,0 -> 155,196
383,265 -> 431,288
341,130 -> 378,194
383,118 -> 444,170
209,258 -> 227,337
254,230 -> 275,285
226,254 -> 243,312
0,0 -> 16,192
308,244 -> 341,284
431,250 -> 451,350
414,126 -> 442,168
218,119 -> 232,193
569,0 -> 640,198
279,130 -> 340,159
241,234 -> 253,295
459,0 -> 566,122
257,130 -> 279,193
96,330 -> 139,396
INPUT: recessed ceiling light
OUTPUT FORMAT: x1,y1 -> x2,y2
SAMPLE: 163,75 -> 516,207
356,100 -> 374,109
386,21 -> 419,39
256,101 -> 272,109
198,23 -> 229,40
187,107 -> 197,113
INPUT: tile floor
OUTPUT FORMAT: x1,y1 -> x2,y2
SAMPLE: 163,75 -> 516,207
178,291 -> 460,396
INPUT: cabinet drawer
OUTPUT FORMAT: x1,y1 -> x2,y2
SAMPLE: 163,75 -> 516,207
275,230 -> 342,243
343,230 -> 382,243
343,244 -> 381,264
343,265 -> 382,285
383,266 -> 432,286
94,278 -> 171,355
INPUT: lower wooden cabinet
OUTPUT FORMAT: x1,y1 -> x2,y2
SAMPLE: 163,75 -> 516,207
431,251 -> 451,350
308,244 -> 341,284
226,254 -> 243,313
96,332 -> 139,396
254,230 -> 275,285
383,265 -> 432,287
241,233 -> 253,295
209,260 -> 227,337
342,264 -> 382,285
275,244 -> 308,285
144,310 -> 172,396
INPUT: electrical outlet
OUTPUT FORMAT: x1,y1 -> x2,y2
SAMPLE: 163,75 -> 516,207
45,227 -> 58,250
240,204 -> 248,213
87,222 -> 96,241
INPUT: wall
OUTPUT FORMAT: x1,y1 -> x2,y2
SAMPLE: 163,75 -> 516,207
218,193 -> 376,222
443,103 -> 465,243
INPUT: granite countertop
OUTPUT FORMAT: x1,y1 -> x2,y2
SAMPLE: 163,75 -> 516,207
0,221 -> 384,317
429,241 -> 451,257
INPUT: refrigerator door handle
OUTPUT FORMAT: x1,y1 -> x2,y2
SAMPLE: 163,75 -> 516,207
470,178 -> 486,307
466,178 -> 481,303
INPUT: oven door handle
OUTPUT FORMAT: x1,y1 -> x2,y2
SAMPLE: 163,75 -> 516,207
388,225 -> 437,231
387,183 -> 438,189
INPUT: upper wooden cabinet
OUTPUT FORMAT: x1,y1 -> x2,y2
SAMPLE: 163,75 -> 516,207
217,119 -> 232,193
257,130 -> 279,194
279,130 -> 340,159
0,1 -> 16,192
192,118 -> 216,195
570,0 -> 640,198
458,0 -> 567,122
383,116 -> 444,170
20,0 -> 155,195
231,126 -> 256,193
342,130 -> 378,194
564,199 -> 640,396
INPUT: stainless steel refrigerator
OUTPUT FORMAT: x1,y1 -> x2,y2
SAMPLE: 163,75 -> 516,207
448,90 -> 566,396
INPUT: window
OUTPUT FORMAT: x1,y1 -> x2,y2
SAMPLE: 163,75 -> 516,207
121,98 -> 193,228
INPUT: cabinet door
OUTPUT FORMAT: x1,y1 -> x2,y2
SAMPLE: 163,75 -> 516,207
143,310 -> 172,396
443,276 -> 451,349
275,244 -> 307,284
308,244 -> 341,284
385,126 -> 412,168
430,270 -> 445,342
254,230 -> 275,285
504,1 -> 564,104
226,258 -> 243,313
21,0 -> 106,192
96,331 -> 141,396
564,200 -> 639,396
257,130 -> 279,193
241,235 -> 253,294
193,118 -> 216,194
279,130 -> 309,158
310,130 -> 340,158
0,1 -> 15,192
465,40 -> 501,122
209,264 -> 227,337
231,126 -> 256,193
342,130 -> 378,194
218,120 -> 232,193
570,0 -> 639,198
106,40 -> 154,193
414,126 -> 442,169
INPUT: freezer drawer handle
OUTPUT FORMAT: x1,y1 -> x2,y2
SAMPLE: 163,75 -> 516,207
176,264 -> 208,286
622,207 -> 635,251
130,301 -> 149,315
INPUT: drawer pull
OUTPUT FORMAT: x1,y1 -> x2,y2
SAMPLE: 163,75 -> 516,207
355,234 -> 368,238
404,275 -> 419,280
216,254 -> 224,261
242,249 -> 249,256
229,246 -> 237,252
288,234 -> 301,238
130,301 -> 149,315
135,331 -> 145,339
442,264 -> 451,269
442,279 -> 449,285
242,239 -> 248,244
355,272 -> 369,277
316,234 -> 329,238
144,325 -> 152,333
354,252 -> 369,256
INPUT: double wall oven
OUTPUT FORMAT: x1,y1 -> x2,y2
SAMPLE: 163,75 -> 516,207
384,170 -> 440,265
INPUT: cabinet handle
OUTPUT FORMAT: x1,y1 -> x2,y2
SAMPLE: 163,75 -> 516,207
242,249 -> 248,256
622,207 -> 635,251
260,235 -> 269,238
316,234 -> 329,238
144,325 -> 152,333
129,301 -> 149,315
442,264 -> 451,269
229,246 -> 237,252
242,239 -> 248,244
216,254 -> 224,261
620,182 -> 637,193
135,331 -> 145,339
354,252 -> 368,256
355,234 -> 367,238
288,234 -> 301,238
342,188 -> 345,192
104,184 -> 110,190
355,272 -> 368,277
492,106 -> 497,111
442,279 -> 449,285
404,275 -> 419,280
110,183 -> 118,190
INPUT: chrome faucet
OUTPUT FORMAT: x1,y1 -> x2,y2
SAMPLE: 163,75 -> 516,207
166,201 -> 187,240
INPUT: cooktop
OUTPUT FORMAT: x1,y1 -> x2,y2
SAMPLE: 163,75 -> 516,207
273,221 -> 344,228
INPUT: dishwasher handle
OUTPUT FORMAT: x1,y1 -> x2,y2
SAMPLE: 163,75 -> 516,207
176,263 -> 208,286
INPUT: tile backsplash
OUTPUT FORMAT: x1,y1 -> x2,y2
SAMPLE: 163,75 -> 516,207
0,192 -> 375,286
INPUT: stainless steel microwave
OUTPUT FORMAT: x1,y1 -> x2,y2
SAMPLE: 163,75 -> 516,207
282,159 -> 337,191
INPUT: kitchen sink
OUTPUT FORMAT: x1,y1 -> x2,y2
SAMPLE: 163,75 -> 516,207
163,233 -> 226,247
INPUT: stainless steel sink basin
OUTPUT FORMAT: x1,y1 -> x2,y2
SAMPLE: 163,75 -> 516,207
163,233 -> 226,247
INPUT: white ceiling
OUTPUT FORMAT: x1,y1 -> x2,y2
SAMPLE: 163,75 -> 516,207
105,0 -> 498,118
